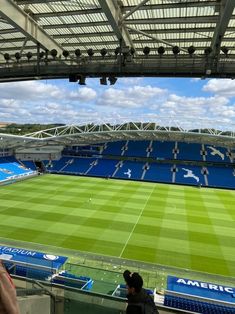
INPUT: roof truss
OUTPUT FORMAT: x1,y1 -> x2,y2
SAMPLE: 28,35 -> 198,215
0,0 -> 234,80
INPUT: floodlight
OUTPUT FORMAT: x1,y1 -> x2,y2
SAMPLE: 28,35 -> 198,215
100,48 -> 107,58
108,76 -> 117,85
87,48 -> 94,57
143,46 -> 150,56
204,47 -> 212,55
158,46 -> 165,55
172,46 -> 180,55
26,52 -> 33,61
75,49 -> 81,57
188,45 -> 195,55
221,46 -> 229,55
130,47 -> 135,55
78,76 -> 86,85
100,77 -> 107,85
39,51 -> 45,59
69,74 -> 78,82
15,52 -> 21,62
62,50 -> 70,58
4,53 -> 10,62
115,47 -> 121,56
50,49 -> 58,59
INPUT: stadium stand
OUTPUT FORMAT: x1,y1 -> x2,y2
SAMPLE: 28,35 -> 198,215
20,160 -> 37,171
37,139 -> 235,190
0,156 -> 36,182
176,142 -> 203,162
206,166 -> 235,189
149,141 -> 175,160
1,246 -> 93,291
122,140 -> 149,157
88,158 -> 118,177
114,161 -> 145,180
164,293 -> 235,314
102,141 -> 127,156
175,165 -> 205,186
144,163 -> 173,183
45,156 -> 97,175
205,145 -> 231,163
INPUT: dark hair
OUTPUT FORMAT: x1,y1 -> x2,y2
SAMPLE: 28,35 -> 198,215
123,270 -> 143,293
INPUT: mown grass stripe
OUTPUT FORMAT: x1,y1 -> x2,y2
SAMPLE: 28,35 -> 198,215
0,174 -> 233,276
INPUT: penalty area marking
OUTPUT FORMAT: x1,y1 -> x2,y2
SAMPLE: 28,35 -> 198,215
119,185 -> 155,258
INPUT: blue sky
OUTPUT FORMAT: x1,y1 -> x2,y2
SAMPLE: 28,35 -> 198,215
0,77 -> 234,130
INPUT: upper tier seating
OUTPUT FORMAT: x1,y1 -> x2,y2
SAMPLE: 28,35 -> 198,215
122,140 -> 149,158
63,141 -> 233,164
102,141 -> 127,156
176,142 -> 203,161
204,145 -> 231,163
149,141 -> 175,159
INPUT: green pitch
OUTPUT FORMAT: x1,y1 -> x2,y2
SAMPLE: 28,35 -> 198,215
0,174 -> 234,277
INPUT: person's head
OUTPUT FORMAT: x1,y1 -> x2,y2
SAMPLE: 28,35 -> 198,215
123,270 -> 143,294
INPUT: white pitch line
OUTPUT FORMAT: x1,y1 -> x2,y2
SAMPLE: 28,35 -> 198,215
119,185 -> 155,258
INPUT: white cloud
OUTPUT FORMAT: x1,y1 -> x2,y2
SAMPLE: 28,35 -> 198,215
0,79 -> 234,130
203,79 -> 235,97
0,81 -> 63,101
118,77 -> 144,85
97,85 -> 167,108
69,87 -> 97,102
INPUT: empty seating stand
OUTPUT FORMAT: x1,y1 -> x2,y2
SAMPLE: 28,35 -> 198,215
39,140 -> 235,190
205,145 -> 231,163
0,156 -> 35,182
52,271 -> 93,290
102,141 -> 126,156
88,159 -> 118,177
164,294 -> 235,314
177,142 -> 203,161
122,140 -> 149,158
144,163 -> 173,183
207,166 -> 235,189
175,165 -> 205,186
149,141 -> 175,160
114,161 -> 145,180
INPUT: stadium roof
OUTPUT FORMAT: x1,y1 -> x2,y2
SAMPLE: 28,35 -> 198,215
0,123 -> 235,150
0,0 -> 235,82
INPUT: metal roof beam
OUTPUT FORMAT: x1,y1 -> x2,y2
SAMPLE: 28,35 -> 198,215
3,27 -> 233,38
123,1 -> 219,11
0,0 -> 63,53
2,36 -> 229,46
211,0 -> 235,54
97,0 -> 134,49
40,16 -> 224,30
126,26 -> 189,54
30,2 -> 218,19
17,0 -> 219,9
33,8 -> 103,18
121,0 -> 149,22
16,0 -> 69,3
